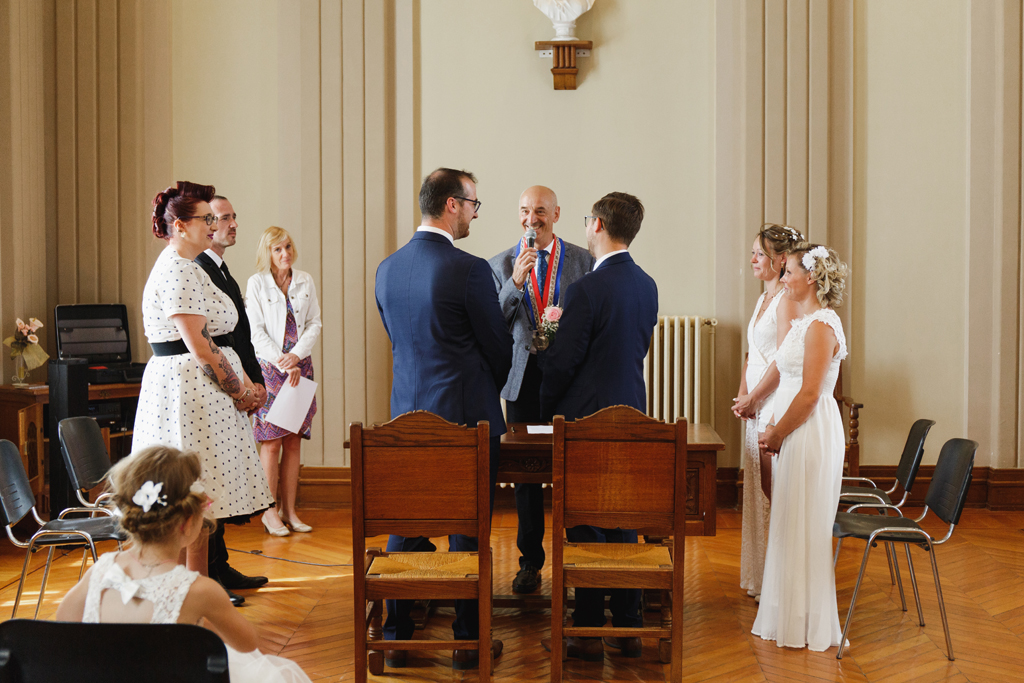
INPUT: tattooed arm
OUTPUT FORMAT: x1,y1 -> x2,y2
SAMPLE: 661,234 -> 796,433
170,314 -> 260,412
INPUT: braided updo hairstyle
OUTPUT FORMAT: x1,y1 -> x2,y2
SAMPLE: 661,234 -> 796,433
758,223 -> 805,277
151,181 -> 216,239
109,445 -> 211,544
790,242 -> 848,309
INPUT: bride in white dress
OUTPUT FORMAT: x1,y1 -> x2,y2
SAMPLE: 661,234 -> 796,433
733,225 -> 802,600
751,244 -> 848,652
56,445 -> 311,683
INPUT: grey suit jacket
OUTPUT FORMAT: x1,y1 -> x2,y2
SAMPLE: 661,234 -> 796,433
488,239 -> 594,402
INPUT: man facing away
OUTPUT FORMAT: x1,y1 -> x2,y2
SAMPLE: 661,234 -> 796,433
538,192 -> 659,662
194,195 -> 270,607
374,168 -> 513,670
487,186 -> 593,595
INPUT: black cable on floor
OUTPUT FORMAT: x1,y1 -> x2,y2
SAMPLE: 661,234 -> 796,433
225,547 -> 352,568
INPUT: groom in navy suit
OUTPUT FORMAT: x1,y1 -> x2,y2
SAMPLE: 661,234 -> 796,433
375,168 -> 513,670
539,192 -> 658,661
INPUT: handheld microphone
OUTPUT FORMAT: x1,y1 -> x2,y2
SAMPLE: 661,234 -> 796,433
525,228 -> 537,249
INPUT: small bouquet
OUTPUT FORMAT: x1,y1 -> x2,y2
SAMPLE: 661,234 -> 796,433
533,305 -> 563,351
4,317 -> 49,385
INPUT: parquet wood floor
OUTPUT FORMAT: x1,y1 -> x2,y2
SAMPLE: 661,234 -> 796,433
0,505 -> 1020,681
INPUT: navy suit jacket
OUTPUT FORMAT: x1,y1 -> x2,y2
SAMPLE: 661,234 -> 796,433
539,252 -> 658,422
375,231 -> 513,435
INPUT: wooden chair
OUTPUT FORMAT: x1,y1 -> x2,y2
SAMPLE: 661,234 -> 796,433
833,360 -> 864,476
551,406 -> 687,682
350,411 -> 492,681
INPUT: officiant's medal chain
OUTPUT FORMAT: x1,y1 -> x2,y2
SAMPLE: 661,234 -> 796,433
515,235 -> 564,351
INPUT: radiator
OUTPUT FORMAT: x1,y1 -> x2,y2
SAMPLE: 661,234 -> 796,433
645,316 -> 718,427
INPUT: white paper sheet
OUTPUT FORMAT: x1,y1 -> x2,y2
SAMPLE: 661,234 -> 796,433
264,376 -> 318,434
526,425 -> 553,434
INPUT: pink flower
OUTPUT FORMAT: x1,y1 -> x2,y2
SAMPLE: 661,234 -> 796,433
28,318 -> 43,332
544,306 -> 562,322
16,318 -> 28,334
27,334 -> 38,344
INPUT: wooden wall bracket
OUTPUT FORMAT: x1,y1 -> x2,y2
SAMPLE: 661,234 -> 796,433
535,40 -> 592,90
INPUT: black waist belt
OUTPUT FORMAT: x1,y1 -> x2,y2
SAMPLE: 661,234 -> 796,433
150,334 -> 234,357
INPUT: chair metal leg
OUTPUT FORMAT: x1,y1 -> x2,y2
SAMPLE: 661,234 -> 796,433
78,548 -> 89,580
884,542 -> 897,585
903,544 -> 925,627
838,541 -> 873,659
928,547 -> 954,661
34,546 -> 56,619
834,538 -> 843,567
12,547 -> 34,619
891,546 -> 907,612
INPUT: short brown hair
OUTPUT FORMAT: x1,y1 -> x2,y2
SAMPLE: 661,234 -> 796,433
592,192 -> 644,246
419,168 -> 477,219
109,445 -> 211,545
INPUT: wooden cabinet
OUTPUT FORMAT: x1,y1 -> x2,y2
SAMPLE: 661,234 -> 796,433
0,383 -> 141,507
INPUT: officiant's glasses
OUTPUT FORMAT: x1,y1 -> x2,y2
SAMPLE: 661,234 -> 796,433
454,196 -> 482,213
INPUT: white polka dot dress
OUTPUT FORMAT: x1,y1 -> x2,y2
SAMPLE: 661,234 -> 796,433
133,246 -> 274,519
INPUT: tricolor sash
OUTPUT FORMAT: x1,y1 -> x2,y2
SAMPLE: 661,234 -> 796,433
514,235 -> 565,330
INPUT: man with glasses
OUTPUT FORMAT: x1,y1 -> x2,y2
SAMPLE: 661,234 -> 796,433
194,194 -> 270,607
539,192 -> 658,661
375,168 -> 512,670
487,186 -> 593,596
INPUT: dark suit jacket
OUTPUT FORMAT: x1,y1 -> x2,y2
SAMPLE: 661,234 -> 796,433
375,231 -> 513,435
488,239 -> 594,402
539,252 -> 658,422
195,251 -> 265,386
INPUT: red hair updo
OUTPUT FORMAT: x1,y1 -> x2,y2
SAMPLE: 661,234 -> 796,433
151,181 -> 216,239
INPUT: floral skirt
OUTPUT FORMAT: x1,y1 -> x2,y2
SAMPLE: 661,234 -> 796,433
252,357 -> 316,441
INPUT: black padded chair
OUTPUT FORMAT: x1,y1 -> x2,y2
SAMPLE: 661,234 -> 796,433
58,416 -> 115,509
839,418 -> 935,597
0,440 -> 126,619
832,437 -> 977,661
0,620 -> 229,682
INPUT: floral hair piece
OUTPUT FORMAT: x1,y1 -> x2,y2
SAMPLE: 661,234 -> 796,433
189,480 -> 205,495
782,226 -> 805,242
132,481 -> 168,513
801,246 -> 830,271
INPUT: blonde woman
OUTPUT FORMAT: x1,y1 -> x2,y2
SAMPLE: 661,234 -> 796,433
732,224 -> 802,601
246,227 -> 322,536
752,243 -> 848,652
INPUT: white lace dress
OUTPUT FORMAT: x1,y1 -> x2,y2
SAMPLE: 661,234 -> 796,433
740,291 -> 781,596
134,246 -> 274,519
751,308 -> 847,651
83,552 -> 312,683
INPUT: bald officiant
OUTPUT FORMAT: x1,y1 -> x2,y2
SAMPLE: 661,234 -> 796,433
195,195 -> 270,606
488,186 -> 593,595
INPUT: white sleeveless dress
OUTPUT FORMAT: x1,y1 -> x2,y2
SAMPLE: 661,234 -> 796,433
83,552 -> 312,683
751,308 -> 847,651
739,291 -> 781,596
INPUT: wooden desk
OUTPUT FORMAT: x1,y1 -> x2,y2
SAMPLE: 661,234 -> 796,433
498,422 -> 723,537
0,383 -> 141,501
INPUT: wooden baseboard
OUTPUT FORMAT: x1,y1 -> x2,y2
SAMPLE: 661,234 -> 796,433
731,465 -> 1024,511
297,466 -> 351,508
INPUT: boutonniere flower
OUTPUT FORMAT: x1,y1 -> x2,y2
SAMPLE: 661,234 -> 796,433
534,305 -> 563,351
132,481 -> 168,513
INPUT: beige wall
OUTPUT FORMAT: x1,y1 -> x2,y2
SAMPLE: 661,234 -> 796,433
4,0 -> 1024,473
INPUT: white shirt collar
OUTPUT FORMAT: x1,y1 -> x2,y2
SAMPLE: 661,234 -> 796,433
417,225 -> 454,244
203,249 -> 224,267
593,249 -> 628,271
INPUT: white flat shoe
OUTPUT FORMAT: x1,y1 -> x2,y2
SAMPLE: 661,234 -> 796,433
262,516 -> 290,537
282,516 -> 312,533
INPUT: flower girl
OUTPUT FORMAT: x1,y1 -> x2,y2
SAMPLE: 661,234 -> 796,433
56,445 -> 312,683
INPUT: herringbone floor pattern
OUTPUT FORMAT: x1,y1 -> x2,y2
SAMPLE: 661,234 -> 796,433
0,505 -> 1021,681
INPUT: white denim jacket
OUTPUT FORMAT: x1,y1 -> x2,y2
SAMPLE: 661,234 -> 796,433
245,269 -> 322,362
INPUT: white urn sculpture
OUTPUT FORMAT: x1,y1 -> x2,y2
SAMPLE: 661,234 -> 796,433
534,0 -> 595,42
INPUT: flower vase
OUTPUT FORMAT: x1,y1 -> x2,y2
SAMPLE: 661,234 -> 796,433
11,354 -> 28,386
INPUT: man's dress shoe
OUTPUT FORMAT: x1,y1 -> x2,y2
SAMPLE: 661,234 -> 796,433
565,637 -> 604,662
384,650 -> 406,668
223,586 -> 245,607
603,636 -> 642,658
217,564 -> 269,590
452,639 -> 503,670
512,565 -> 540,594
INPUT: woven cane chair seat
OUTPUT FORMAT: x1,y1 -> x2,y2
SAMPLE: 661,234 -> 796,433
367,552 -> 479,579
563,542 -> 672,569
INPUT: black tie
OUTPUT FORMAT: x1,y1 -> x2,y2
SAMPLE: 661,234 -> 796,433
219,261 -> 241,301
